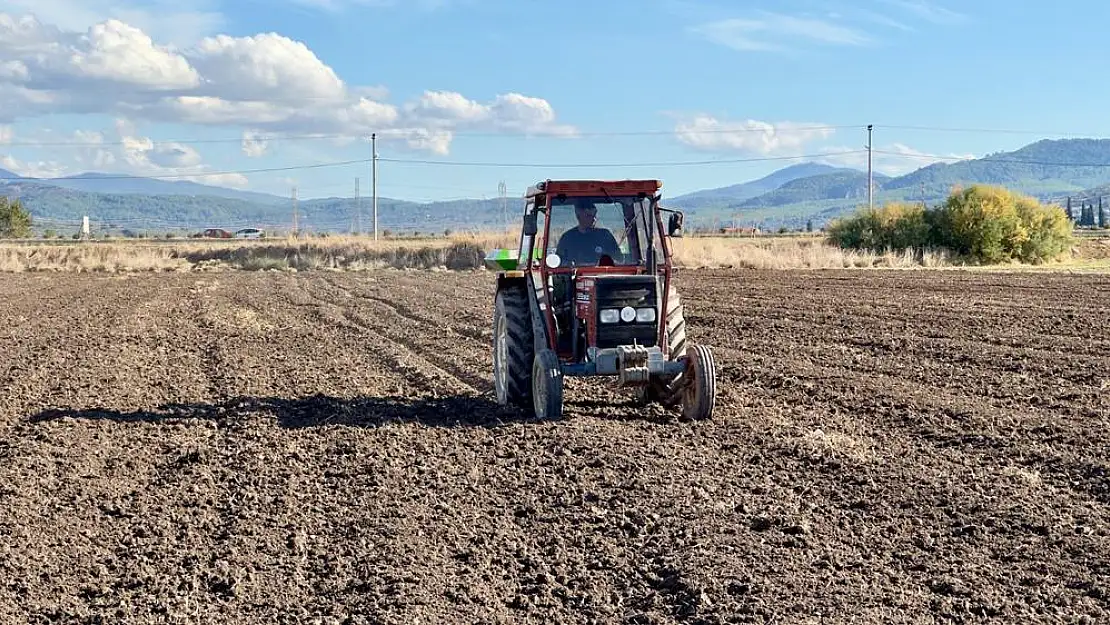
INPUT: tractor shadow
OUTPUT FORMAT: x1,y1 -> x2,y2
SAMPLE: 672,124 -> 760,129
28,394 -> 551,430
28,393 -> 678,429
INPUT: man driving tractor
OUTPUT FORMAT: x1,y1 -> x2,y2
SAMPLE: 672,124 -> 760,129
555,200 -> 623,266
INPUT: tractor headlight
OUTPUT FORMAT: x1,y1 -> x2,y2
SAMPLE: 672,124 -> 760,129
636,307 -> 656,323
600,309 -> 620,324
620,306 -> 637,323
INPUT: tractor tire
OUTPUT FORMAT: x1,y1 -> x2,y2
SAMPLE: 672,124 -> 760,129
532,348 -> 564,420
680,344 -> 717,421
640,284 -> 687,407
493,285 -> 535,410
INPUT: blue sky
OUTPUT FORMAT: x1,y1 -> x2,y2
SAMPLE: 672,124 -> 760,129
2,0 -> 1110,202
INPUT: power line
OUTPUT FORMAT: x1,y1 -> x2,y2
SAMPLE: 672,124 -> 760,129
0,124 -> 862,148
872,124 -> 1106,136
376,150 -> 870,168
11,122 -> 1110,150
0,158 -> 371,182
871,149 -> 1110,167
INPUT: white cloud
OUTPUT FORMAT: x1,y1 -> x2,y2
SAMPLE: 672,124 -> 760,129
72,129 -> 103,144
148,142 -> 203,168
405,90 -> 489,125
0,60 -> 29,81
283,0 -> 462,11
402,91 -> 577,137
878,0 -> 967,25
0,125 -> 11,144
1,154 -> 69,178
68,20 -> 200,90
395,128 -> 454,155
487,93 -> 577,136
189,172 -> 248,188
0,12 -> 575,154
674,115 -> 836,154
188,32 -> 345,102
692,2 -> 967,53
692,12 -> 871,52
0,0 -> 223,46
0,15 -> 199,92
241,130 -> 270,158
817,142 -> 975,175
20,118 -> 246,186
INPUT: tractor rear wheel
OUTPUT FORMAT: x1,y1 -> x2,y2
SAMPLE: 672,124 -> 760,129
639,284 -> 687,407
681,344 -> 716,421
493,285 -> 534,409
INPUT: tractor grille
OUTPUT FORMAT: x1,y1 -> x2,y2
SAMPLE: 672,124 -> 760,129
594,275 -> 659,349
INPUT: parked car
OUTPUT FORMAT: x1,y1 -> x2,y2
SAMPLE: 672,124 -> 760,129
196,228 -> 233,239
234,228 -> 264,239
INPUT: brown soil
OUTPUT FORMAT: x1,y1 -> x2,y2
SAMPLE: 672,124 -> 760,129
1,268 -> 1108,623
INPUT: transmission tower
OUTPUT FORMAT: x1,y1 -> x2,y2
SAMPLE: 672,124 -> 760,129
292,186 -> 298,237
498,181 -> 508,230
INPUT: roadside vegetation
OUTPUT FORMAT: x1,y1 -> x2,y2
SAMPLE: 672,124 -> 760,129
0,197 -> 32,239
827,185 -> 1076,265
1,186 -> 1103,272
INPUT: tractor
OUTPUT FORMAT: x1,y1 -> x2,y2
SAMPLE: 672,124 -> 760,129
487,179 -> 716,421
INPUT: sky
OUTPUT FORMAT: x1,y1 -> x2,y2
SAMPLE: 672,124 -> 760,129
2,0 -> 1110,203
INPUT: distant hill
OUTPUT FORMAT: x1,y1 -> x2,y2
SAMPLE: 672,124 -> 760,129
10,138 -> 1110,235
885,138 -> 1110,197
668,162 -> 853,210
687,138 -> 1110,229
5,181 -> 285,231
40,172 -> 287,205
1063,182 -> 1110,202
5,181 -> 509,235
297,196 -> 507,233
735,170 -> 892,209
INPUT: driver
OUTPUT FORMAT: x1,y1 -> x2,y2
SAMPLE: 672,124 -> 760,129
555,202 -> 623,266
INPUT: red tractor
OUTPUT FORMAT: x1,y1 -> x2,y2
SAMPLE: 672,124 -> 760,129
489,179 -> 716,421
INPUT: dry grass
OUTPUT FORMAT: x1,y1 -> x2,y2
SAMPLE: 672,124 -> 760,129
0,242 -> 192,273
668,235 -> 955,269
0,232 -> 515,273
2,230 -> 1105,273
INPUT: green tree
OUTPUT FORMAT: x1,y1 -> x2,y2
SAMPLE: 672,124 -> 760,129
828,185 -> 1073,264
826,201 -> 929,251
0,197 -> 32,238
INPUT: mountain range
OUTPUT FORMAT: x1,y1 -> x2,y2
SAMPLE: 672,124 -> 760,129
4,137 -> 1110,235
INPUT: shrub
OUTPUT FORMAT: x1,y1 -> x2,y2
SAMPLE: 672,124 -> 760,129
827,185 -> 1074,264
933,186 -> 1072,264
827,201 -> 929,252
0,197 -> 32,238
1012,194 -> 1074,263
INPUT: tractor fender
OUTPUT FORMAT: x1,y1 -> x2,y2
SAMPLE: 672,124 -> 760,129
496,273 -> 551,355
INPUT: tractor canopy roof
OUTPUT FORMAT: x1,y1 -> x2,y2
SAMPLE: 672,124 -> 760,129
525,179 -> 662,199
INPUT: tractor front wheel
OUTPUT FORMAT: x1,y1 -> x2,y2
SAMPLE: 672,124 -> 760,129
638,284 -> 687,407
680,344 -> 716,421
532,349 -> 564,420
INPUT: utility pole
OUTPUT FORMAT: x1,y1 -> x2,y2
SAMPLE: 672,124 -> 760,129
371,132 -> 378,241
292,186 -> 298,237
867,124 -> 874,211
498,181 -> 508,230
355,177 -> 361,235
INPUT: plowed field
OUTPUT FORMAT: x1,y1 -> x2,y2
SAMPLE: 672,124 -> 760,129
1,269 -> 1108,624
